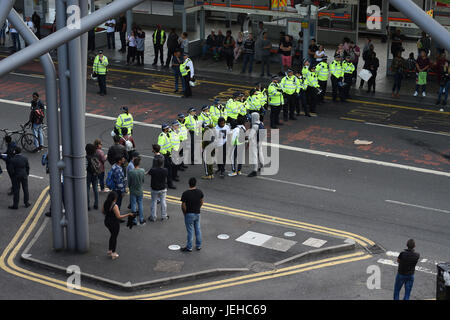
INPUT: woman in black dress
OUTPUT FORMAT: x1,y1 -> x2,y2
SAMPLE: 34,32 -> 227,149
103,191 -> 134,260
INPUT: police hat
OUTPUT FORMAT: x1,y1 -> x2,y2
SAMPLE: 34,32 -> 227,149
214,98 -> 220,104
187,107 -> 196,113
202,105 -> 209,111
121,106 -> 129,112
98,49 -> 103,54
177,113 -> 185,118
232,92 -> 240,98
162,124 -> 170,130
287,68 -> 293,73
171,120 -> 179,126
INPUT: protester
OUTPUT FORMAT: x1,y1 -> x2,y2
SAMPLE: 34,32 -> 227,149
105,18 -> 116,50
414,49 -> 430,97
393,239 -> 420,300
94,139 -> 107,192
135,27 -> 145,66
171,50 -> 185,93
117,13 -> 127,53
126,30 -> 137,65
223,30 -> 235,71
364,51 -> 379,93
179,32 -> 189,56
180,177 -> 204,252
85,143 -> 100,211
241,33 -> 255,74
165,28 -> 179,67
147,155 -> 169,221
279,35 -> 293,72
436,58 -> 449,108
103,191 -> 135,260
391,51 -> 406,98
259,32 -> 272,77
360,44 -> 375,89
417,32 -> 431,57
108,156 -> 126,209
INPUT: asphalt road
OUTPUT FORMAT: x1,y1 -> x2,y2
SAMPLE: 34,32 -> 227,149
0,64 -> 449,301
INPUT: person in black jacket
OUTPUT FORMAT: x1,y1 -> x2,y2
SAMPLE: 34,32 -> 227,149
364,51 -> 379,93
165,28 -> 179,68
1,135 -> 17,195
107,134 -> 128,176
8,147 -> 30,209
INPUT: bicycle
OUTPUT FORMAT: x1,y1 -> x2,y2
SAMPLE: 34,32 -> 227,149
0,123 -> 39,153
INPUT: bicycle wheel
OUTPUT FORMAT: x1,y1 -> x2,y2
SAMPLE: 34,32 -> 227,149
21,133 -> 36,153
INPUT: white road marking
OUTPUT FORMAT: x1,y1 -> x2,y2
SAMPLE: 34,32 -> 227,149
364,122 -> 450,137
302,237 -> 327,248
29,174 -> 44,180
10,72 -> 45,79
377,258 -> 436,275
235,231 -> 296,252
256,176 -> 336,193
385,200 -> 450,214
1,98 -> 449,178
263,142 -> 450,178
107,85 -> 181,98
386,251 -> 400,257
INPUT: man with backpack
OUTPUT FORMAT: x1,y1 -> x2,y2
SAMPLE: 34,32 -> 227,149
26,92 -> 45,152
86,143 -> 101,210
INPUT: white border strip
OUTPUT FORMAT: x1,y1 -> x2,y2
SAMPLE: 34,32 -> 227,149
385,199 -> 450,214
256,176 -> 336,193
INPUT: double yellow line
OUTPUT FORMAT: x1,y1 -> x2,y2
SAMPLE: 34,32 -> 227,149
0,187 -> 372,300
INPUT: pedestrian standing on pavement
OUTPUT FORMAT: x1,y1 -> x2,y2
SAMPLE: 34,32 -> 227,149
151,144 -> 164,168
117,13 -> 127,53
128,156 -> 145,225
223,30 -> 235,72
119,127 -> 136,161
1,135 -> 17,196
180,53 -> 194,98
0,20 -> 7,46
126,30 -> 137,65
147,156 -> 169,222
105,18 -> 116,50
179,32 -> 189,56
107,135 -> 128,166
93,50 -> 109,96
360,43 -> 375,89
8,147 -> 30,209
9,23 -> 21,52
166,28 -> 179,68
436,58 -> 449,108
365,51 -> 379,94
241,33 -> 255,74
391,51 -> 406,98
152,24 -> 166,66
234,31 -> 244,62
279,35 -> 293,72
393,239 -> 420,300
171,50 -> 185,93
108,156 -> 126,210
259,32 -> 272,77
417,32 -> 431,57
26,92 -> 45,152
135,27 -> 146,66
180,177 -> 204,252
85,143 -> 100,211
103,191 -> 135,260
94,139 -> 108,192
414,49 -> 430,97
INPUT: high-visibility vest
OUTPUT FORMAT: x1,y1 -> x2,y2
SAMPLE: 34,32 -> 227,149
209,105 -> 227,125
245,95 -> 261,112
302,66 -> 309,77
225,99 -> 239,120
115,112 -> 134,136
297,75 -> 307,90
256,89 -> 267,107
93,55 -> 108,75
153,29 -> 165,45
281,75 -> 300,95
169,130 -> 181,152
306,71 -> 320,88
185,114 -> 198,133
316,62 -> 329,81
330,60 -> 344,78
180,58 -> 191,76
268,82 -> 284,106
342,61 -> 355,75
158,131 -> 172,155
198,112 -> 213,129
237,101 -> 247,116
177,121 -> 188,141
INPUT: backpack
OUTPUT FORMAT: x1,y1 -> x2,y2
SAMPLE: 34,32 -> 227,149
34,108 -> 45,124
106,170 -> 116,190
88,156 -> 102,176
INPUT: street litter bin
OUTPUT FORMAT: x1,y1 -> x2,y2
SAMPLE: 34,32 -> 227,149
436,262 -> 450,300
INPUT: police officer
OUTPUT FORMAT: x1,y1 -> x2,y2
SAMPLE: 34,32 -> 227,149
169,121 -> 180,181
268,75 -> 284,129
305,65 -> 321,116
176,113 -> 189,170
180,53 -> 194,98
225,92 -> 240,124
315,56 -> 329,103
302,59 -> 310,77
198,105 -> 214,131
281,69 -> 300,121
342,55 -> 355,100
330,54 -> 345,102
209,98 -> 227,126
93,49 -> 109,96
245,89 -> 262,119
184,107 -> 198,164
158,124 -> 176,189
295,70 -> 311,117
115,106 -> 134,137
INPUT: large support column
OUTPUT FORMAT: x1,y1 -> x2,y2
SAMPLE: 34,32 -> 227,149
389,0 -> 450,52
302,0 -> 311,62
80,0 -> 88,112
126,9 -> 133,35
56,0 -> 76,251
0,0 -> 15,27
7,8 -> 65,251
200,7 -> 205,41
182,7 -> 187,33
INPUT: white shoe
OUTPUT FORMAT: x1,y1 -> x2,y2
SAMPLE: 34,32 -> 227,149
228,172 -> 238,177
422,92 -> 426,97
413,91 -> 418,97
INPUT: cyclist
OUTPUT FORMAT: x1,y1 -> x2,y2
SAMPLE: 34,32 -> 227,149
25,92 -> 45,152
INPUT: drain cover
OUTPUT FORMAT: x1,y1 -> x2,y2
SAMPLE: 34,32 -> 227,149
366,244 -> 385,255
168,245 -> 181,251
217,234 -> 230,240
284,232 -> 296,237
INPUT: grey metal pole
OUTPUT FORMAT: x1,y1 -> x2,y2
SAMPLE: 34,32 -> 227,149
200,8 -> 205,41
67,0 -> 89,253
80,0 -> 88,112
302,0 -> 311,63
182,7 -> 186,33
389,0 -> 450,52
0,0 -> 15,27
7,8 -> 65,251
56,0 -> 76,251
126,9 -> 132,36
0,0 -> 147,77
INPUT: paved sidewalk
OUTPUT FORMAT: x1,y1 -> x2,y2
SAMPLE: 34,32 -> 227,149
21,191 -> 357,291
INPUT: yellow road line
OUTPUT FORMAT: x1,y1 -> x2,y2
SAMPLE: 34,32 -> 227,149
340,117 -> 366,122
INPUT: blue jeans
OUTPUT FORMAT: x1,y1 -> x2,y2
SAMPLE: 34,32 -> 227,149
11,32 -> 21,51
202,44 -> 217,57
86,172 -> 98,208
184,213 -> 202,250
130,194 -> 144,223
98,171 -> 105,191
173,67 -> 186,92
32,123 -> 44,148
242,53 -> 254,73
150,189 -> 167,220
393,273 -> 414,300
438,80 -> 450,103
392,72 -> 403,93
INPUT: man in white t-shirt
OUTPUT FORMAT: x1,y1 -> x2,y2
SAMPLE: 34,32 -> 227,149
9,23 -> 20,51
105,18 -> 116,50
214,117 -> 230,178
315,45 -> 326,64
